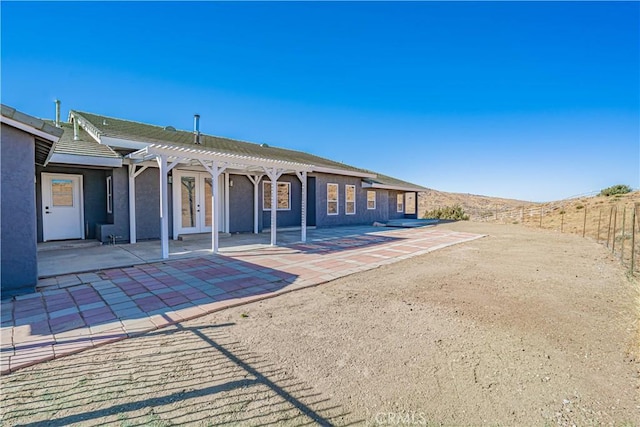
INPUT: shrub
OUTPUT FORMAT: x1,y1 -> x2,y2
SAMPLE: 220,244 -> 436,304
423,205 -> 469,221
576,204 -> 584,210
599,184 -> 632,197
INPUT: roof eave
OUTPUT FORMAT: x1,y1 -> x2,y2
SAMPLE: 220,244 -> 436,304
361,181 -> 425,192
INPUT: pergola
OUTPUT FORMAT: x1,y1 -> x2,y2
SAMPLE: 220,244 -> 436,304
126,143 -> 313,259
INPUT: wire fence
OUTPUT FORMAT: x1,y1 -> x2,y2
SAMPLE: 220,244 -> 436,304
474,200 -> 639,276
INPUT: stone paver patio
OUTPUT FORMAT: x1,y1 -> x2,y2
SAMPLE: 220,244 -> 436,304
1,226 -> 483,375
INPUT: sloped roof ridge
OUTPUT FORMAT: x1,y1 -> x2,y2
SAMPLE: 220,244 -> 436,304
73,110 -> 373,173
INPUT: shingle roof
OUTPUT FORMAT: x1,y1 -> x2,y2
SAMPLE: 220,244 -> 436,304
1,104 -> 63,139
73,110 -> 372,175
71,110 -> 426,191
364,173 -> 429,191
51,122 -> 121,160
1,104 -> 64,165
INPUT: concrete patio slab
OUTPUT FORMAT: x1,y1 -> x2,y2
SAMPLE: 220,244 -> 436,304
1,225 -> 484,374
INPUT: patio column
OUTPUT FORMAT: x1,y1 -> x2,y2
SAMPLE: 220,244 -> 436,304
157,155 -> 170,259
199,160 -> 227,253
224,172 -> 230,233
296,170 -> 307,242
128,164 -> 148,244
264,167 -> 283,246
248,174 -> 264,234
128,164 -> 137,244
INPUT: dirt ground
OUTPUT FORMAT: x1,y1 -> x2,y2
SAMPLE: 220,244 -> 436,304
2,222 -> 639,426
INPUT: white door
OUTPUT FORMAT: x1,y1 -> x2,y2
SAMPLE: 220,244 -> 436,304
173,171 -> 224,236
42,173 -> 84,241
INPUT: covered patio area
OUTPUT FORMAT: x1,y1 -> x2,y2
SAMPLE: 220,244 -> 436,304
37,225 -> 411,279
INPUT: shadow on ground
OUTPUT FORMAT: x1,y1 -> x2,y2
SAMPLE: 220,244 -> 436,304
2,319 -> 360,426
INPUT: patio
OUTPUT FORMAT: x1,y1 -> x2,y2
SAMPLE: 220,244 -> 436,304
38,225 -> 412,279
2,225 -> 484,374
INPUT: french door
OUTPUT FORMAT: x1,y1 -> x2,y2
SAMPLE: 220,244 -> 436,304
173,170 -> 224,236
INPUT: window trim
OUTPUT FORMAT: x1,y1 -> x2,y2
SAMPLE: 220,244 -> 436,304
397,193 -> 404,213
327,183 -> 339,216
106,176 -> 113,214
262,181 -> 291,211
345,184 -> 356,215
367,190 -> 376,210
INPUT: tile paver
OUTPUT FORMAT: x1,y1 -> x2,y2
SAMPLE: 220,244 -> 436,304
0,226 -> 484,374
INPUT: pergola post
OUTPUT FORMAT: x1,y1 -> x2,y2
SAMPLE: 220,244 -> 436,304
296,170 -> 307,242
224,172 -> 230,233
128,164 -> 148,244
248,174 -> 263,234
157,156 -> 170,259
128,164 -> 137,244
198,159 -> 227,253
264,167 -> 283,246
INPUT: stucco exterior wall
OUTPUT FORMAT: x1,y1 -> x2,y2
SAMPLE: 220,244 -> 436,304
260,174 -> 303,228
228,174 -> 256,233
313,173 -> 392,227
133,168 -> 173,240
1,124 -> 38,297
97,167 -> 130,243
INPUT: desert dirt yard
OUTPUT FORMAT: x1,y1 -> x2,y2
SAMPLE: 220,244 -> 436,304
2,222 -> 639,426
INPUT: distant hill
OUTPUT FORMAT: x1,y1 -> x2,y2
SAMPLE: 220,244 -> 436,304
418,189 -> 537,220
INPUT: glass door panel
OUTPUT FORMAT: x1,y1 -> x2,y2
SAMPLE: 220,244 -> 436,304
204,178 -> 213,228
180,176 -> 197,228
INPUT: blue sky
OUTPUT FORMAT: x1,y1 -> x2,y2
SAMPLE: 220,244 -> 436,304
2,1 -> 638,202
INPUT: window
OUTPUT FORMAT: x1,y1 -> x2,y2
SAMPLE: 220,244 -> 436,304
327,183 -> 338,215
263,181 -> 291,210
345,185 -> 356,215
397,193 -> 404,212
405,192 -> 416,215
367,191 -> 376,210
106,176 -> 113,214
52,179 -> 74,206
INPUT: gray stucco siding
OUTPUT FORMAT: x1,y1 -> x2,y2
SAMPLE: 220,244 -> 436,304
1,124 -> 38,297
97,167 -> 130,243
35,165 -> 109,242
260,174 -> 302,228
228,174 -> 256,233
134,168 -> 173,240
313,173 -> 391,227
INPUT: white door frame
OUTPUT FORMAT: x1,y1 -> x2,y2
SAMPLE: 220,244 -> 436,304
172,170 -> 224,238
41,172 -> 85,241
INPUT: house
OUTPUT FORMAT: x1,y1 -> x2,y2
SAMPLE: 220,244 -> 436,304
1,105 -> 63,298
1,102 -> 426,297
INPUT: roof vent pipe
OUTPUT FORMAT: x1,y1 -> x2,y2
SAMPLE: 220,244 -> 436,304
193,114 -> 201,144
54,99 -> 61,127
73,117 -> 80,141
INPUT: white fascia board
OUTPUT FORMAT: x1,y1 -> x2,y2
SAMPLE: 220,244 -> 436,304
312,166 -> 376,178
361,181 -> 424,192
100,136 -> 150,150
49,153 -> 122,168
0,117 -> 61,142
131,144 -> 314,172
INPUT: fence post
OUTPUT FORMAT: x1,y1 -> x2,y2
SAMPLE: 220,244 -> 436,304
631,207 -> 636,276
582,206 -> 587,238
612,206 -> 618,253
620,206 -> 626,262
606,206 -> 613,248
